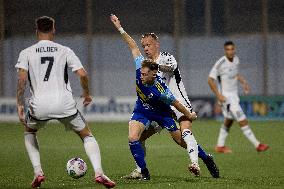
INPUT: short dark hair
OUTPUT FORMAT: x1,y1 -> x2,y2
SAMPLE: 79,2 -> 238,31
141,33 -> 159,41
224,41 -> 235,47
35,16 -> 55,33
141,59 -> 159,71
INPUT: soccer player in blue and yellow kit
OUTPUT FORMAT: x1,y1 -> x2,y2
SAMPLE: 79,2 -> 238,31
110,14 -> 200,180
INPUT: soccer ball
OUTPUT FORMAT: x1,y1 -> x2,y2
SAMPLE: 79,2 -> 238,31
66,157 -> 87,179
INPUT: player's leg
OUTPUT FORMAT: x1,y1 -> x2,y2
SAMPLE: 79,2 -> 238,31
128,120 -> 150,180
173,107 -> 214,161
24,114 -> 47,188
233,105 -> 269,152
169,128 -> 219,178
123,127 -> 156,179
215,103 -> 234,153
59,112 -> 115,188
178,117 -> 200,176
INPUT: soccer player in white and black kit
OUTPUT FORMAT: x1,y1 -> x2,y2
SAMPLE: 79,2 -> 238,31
16,16 -> 115,188
123,33 -> 219,179
208,41 -> 269,153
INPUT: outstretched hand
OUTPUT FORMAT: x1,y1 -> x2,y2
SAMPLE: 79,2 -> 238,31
110,14 -> 121,29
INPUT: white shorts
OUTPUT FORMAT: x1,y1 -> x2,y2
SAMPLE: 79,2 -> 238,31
221,101 -> 246,122
25,110 -> 86,132
172,104 -> 193,121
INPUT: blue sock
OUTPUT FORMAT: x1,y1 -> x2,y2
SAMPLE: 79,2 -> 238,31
129,141 -> 146,170
198,144 -> 208,161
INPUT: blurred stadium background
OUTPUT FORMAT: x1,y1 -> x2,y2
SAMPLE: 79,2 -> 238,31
0,0 -> 283,121
0,1 -> 284,189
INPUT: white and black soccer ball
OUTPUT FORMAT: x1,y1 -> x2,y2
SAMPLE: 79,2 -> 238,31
66,157 -> 87,179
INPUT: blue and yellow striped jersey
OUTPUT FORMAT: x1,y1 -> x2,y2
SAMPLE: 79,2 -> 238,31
133,55 -> 176,117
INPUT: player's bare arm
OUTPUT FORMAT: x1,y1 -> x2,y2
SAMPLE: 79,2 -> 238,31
237,74 -> 250,95
110,14 -> 141,59
76,68 -> 92,106
208,77 -> 226,103
172,100 -> 197,121
16,68 -> 28,124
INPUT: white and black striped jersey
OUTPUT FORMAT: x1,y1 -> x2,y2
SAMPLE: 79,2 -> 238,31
156,52 -> 193,113
209,55 -> 239,97
15,40 -> 83,120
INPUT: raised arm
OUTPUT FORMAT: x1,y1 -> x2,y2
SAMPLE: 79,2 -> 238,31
110,14 -> 141,59
17,68 -> 28,124
237,74 -> 250,95
172,100 -> 197,121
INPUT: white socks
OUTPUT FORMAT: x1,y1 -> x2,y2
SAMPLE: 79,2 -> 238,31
217,124 -> 260,148
83,136 -> 104,177
24,132 -> 43,176
182,129 -> 198,165
241,125 -> 260,148
217,125 -> 229,147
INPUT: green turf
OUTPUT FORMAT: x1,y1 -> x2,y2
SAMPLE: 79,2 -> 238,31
0,121 -> 283,189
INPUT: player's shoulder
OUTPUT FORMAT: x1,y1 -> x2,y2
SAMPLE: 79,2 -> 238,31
50,41 -> 71,52
160,52 -> 175,60
234,55 -> 240,62
214,56 -> 226,67
18,44 -> 35,57
159,52 -> 177,65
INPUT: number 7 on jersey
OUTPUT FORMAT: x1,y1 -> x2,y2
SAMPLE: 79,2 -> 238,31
41,56 -> 54,81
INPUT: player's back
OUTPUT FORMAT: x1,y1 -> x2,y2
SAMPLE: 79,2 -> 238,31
157,52 -> 192,109
16,40 -> 82,120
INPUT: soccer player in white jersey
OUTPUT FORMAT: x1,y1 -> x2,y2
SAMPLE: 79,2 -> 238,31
122,32 -> 219,179
208,41 -> 269,153
16,16 -> 115,188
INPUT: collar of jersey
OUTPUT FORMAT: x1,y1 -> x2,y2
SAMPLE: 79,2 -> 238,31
143,79 -> 157,87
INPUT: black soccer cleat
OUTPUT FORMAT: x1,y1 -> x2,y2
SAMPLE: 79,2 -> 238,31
141,168 -> 150,180
203,154 -> 220,178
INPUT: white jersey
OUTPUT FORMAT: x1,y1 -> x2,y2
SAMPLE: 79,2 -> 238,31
15,40 -> 83,120
209,55 -> 239,99
156,52 -> 192,115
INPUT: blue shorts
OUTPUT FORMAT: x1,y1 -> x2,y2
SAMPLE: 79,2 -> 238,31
130,112 -> 178,132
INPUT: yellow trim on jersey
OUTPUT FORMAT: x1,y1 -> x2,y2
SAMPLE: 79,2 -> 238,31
136,85 -> 147,102
155,82 -> 165,93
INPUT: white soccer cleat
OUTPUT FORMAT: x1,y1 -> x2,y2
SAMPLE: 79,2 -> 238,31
188,163 -> 200,177
121,169 -> 142,179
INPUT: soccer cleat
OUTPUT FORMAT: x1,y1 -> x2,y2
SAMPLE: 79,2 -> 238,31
95,175 -> 116,188
31,175 -> 45,188
141,168 -> 150,180
122,169 -> 142,179
188,163 -> 200,177
256,143 -> 269,152
203,154 -> 220,178
215,146 -> 232,153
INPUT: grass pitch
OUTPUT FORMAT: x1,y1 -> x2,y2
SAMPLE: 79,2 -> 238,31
0,120 -> 283,189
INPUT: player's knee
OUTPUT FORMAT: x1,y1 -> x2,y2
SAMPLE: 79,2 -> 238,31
24,125 -> 37,133
128,134 -> 140,142
78,127 -> 93,139
239,119 -> 248,127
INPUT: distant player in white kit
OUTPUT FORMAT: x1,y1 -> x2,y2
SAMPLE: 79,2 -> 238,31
208,41 -> 269,153
16,16 -> 115,188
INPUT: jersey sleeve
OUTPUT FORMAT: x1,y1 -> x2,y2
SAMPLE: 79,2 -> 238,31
15,50 -> 29,71
160,88 -> 176,105
209,61 -> 220,80
134,55 -> 144,70
66,48 -> 84,72
165,55 -> 178,70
